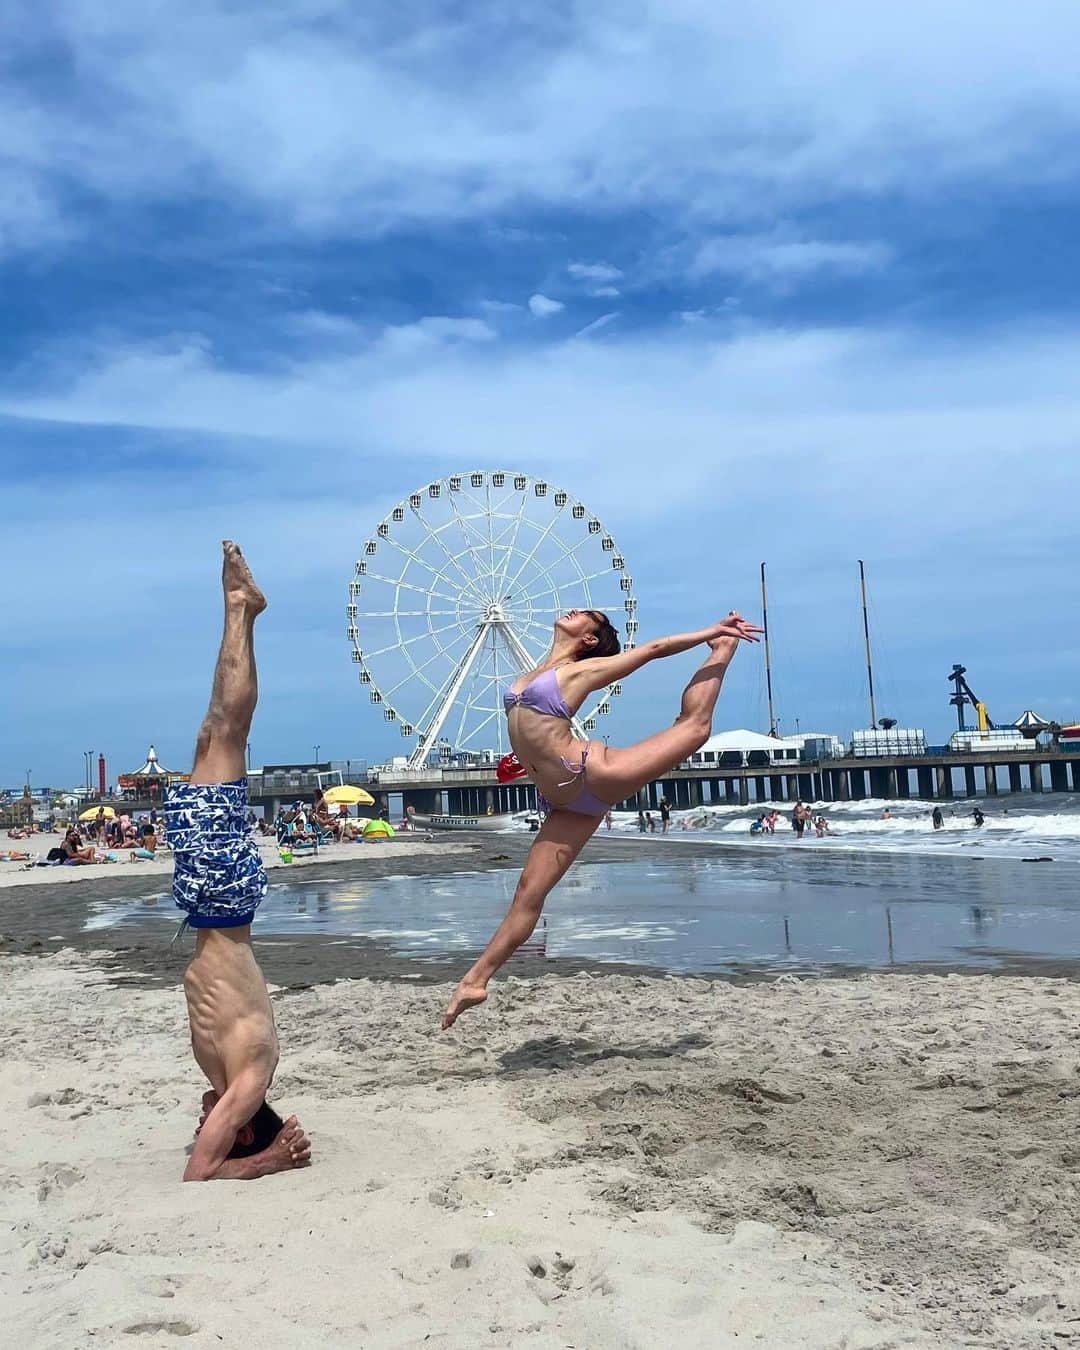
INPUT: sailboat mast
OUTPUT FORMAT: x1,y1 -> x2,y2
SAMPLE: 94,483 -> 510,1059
760,562 -> 777,736
858,559 -> 878,728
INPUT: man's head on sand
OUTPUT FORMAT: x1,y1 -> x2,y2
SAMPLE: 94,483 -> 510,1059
226,1101 -> 285,1159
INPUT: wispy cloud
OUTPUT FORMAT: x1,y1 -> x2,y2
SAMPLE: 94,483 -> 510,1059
687,233 -> 892,284
6,2 -> 1080,251
568,262 -> 624,283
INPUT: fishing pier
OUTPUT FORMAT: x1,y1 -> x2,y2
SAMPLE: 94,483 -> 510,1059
363,745 -> 1080,817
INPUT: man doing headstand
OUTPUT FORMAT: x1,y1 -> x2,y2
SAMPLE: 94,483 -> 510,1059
166,541 -> 311,1181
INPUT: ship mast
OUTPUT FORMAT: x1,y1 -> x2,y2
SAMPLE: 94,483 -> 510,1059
858,559 -> 878,728
760,562 -> 777,736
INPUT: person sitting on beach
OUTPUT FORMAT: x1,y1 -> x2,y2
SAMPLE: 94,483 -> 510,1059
285,805 -> 317,846
168,541 -> 310,1182
60,826 -> 96,864
128,825 -> 157,862
441,606 -> 761,1028
312,787 -> 345,842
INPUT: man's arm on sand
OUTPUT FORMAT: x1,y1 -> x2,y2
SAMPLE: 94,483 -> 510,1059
182,1078 -> 265,1181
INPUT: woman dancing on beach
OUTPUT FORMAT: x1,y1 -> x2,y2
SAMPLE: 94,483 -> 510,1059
441,607 -> 761,1028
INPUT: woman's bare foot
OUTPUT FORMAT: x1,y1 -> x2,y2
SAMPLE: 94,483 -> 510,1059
441,981 -> 488,1030
707,634 -> 739,661
258,1116 -> 311,1174
222,540 -> 267,615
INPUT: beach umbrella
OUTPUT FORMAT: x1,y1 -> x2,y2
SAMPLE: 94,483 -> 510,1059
79,805 -> 116,820
361,817 -> 394,838
324,784 -> 375,806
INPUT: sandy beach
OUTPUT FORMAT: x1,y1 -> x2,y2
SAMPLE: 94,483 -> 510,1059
0,833 -> 478,890
4,925 -> 1080,1347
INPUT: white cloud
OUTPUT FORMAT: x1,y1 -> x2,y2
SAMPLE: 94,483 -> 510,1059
5,312 -> 1080,780
568,262 -> 624,283
7,2 -> 1080,246
688,233 -> 892,283
589,285 -> 622,298
528,294 -> 564,317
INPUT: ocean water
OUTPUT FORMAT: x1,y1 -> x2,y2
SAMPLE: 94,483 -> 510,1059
517,793 -> 1080,864
85,841 -> 1080,976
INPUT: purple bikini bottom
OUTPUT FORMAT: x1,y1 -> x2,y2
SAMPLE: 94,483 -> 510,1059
536,747 -> 610,818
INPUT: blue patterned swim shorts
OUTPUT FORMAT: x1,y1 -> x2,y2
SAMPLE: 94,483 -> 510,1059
165,779 -> 266,928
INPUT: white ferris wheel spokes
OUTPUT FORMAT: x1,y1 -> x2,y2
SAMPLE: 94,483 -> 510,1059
347,471 -> 638,768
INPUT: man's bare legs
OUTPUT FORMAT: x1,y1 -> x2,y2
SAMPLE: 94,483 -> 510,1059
441,637 -> 741,1031
189,541 -> 265,790
180,542 -> 309,1180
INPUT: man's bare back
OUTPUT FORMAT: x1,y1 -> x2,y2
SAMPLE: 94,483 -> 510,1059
184,928 -> 278,1098
182,929 -> 308,1180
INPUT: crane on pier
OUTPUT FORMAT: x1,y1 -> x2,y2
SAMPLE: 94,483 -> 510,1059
948,664 -> 994,733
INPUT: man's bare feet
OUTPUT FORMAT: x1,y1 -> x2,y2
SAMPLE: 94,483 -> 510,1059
222,540 -> 267,615
258,1116 -> 311,1174
441,981 -> 488,1030
195,1089 -> 219,1136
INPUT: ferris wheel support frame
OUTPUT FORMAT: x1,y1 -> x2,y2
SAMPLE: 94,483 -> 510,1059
405,620 -> 492,769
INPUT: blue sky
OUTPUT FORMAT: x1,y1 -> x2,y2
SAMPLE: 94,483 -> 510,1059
3,1 -> 1080,788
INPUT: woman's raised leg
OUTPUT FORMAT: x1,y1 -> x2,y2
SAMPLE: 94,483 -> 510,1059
441,808 -> 603,1029
587,635 -> 739,805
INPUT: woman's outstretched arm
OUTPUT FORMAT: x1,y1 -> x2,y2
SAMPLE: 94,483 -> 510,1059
563,611 -> 761,700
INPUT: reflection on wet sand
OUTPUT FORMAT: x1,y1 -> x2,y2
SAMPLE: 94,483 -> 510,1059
84,853 -> 1080,977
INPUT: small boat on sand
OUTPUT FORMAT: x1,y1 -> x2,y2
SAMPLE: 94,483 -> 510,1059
408,812 -> 518,832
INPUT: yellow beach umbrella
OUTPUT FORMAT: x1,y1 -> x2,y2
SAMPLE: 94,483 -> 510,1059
79,805 -> 116,821
324,784 -> 375,806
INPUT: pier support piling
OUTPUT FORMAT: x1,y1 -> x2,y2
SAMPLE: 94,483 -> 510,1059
1008,764 -> 1022,793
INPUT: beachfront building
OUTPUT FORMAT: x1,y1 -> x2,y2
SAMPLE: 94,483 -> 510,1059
116,745 -> 189,800
687,729 -> 800,770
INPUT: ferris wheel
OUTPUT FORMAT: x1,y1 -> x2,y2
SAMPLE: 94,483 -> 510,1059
347,471 -> 637,768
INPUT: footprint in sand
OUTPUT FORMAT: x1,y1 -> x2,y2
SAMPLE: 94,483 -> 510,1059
121,1318 -> 199,1337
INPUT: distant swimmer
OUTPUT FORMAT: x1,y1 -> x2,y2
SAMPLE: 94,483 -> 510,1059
972,807 -> 985,828
932,806 -> 944,830
441,607 -> 761,1028
880,807 -> 892,820
659,796 -> 672,833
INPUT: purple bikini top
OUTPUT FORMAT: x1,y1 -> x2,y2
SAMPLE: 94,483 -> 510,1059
503,667 -> 572,721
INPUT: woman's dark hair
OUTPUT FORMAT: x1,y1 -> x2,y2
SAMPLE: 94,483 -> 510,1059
581,609 -> 621,660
